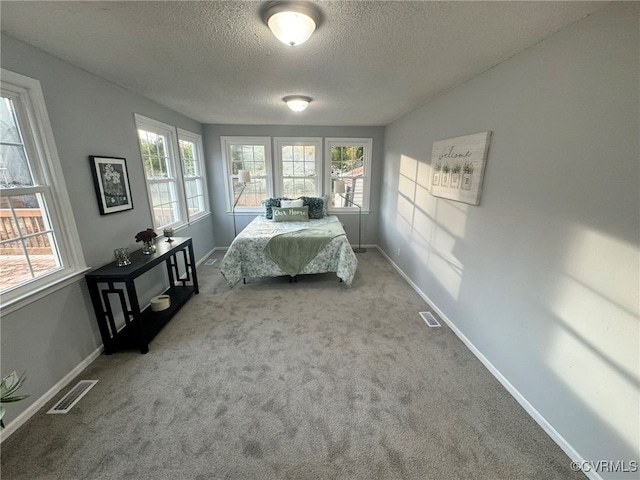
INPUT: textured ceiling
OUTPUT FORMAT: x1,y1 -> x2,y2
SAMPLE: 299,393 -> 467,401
1,1 -> 606,126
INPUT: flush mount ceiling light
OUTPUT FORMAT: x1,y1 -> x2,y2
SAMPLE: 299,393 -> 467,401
283,95 -> 312,112
263,1 -> 321,46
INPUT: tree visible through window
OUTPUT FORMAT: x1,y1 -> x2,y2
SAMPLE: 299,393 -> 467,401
326,138 -> 372,211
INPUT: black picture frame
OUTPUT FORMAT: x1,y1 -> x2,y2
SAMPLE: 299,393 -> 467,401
89,156 -> 134,215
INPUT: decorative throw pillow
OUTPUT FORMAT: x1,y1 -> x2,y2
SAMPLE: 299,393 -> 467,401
261,197 -> 281,219
300,196 -> 324,219
321,195 -> 330,216
272,206 -> 309,222
280,199 -> 303,208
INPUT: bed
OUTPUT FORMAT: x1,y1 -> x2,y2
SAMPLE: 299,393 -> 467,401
220,213 -> 358,287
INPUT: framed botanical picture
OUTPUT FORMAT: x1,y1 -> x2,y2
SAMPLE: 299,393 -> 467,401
429,131 -> 491,205
89,156 -> 133,215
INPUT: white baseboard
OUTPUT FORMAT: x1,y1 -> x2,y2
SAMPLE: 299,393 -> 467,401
375,246 -> 603,480
0,345 -> 104,443
197,246 -> 217,266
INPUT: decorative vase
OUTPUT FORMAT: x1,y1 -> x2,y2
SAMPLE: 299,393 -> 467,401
114,248 -> 131,266
142,240 -> 156,255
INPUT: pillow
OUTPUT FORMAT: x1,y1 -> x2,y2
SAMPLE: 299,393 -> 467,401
321,195 -> 330,216
272,206 -> 309,222
281,199 -> 303,208
261,197 -> 281,219
261,197 -> 294,218
299,196 -> 324,219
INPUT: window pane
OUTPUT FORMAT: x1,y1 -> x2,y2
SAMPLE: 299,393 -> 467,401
333,177 -> 363,207
0,97 -> 21,143
233,145 -> 266,177
185,179 -> 195,197
153,205 -> 164,228
235,178 -> 266,208
0,145 -> 34,188
139,130 -> 171,180
187,195 -> 205,216
0,97 -> 35,188
179,139 -> 198,177
167,200 -> 180,224
331,146 -> 364,176
0,193 -> 61,292
0,196 -> 20,240
158,182 -> 171,204
0,241 -> 30,291
282,178 -> 316,198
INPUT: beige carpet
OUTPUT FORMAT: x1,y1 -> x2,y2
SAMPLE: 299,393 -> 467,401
0,249 -> 584,479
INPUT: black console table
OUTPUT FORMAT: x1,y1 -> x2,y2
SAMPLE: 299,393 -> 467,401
85,237 -> 199,354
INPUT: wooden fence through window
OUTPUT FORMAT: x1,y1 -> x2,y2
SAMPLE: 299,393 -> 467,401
0,209 -> 53,255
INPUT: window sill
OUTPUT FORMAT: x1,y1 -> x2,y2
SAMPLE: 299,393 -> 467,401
329,209 -> 371,215
186,212 -> 211,225
1,267 -> 91,316
227,209 -> 263,215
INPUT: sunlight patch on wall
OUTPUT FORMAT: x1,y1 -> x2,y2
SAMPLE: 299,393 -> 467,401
547,225 -> 639,451
414,182 -> 432,213
400,154 -> 418,179
416,161 -> 431,191
411,204 -> 433,247
562,228 -> 639,316
434,198 -> 469,239
395,154 -> 468,301
396,194 -> 415,234
545,312 -> 638,451
398,174 -> 416,206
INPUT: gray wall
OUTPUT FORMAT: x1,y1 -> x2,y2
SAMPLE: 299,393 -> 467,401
202,124 -> 384,247
1,35 -> 216,423
379,3 -> 639,474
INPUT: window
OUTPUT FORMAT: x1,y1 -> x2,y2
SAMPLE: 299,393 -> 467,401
221,136 -> 373,213
0,69 -> 86,313
177,129 -> 208,221
135,115 -> 209,230
325,138 -> 373,212
221,137 -> 272,211
274,137 -> 322,198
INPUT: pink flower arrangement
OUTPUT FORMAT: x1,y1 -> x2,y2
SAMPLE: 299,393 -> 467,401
135,228 -> 157,243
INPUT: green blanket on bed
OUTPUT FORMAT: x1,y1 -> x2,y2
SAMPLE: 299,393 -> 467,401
264,221 -> 346,276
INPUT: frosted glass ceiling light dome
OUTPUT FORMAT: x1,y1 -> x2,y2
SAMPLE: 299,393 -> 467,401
263,1 -> 321,47
283,95 -> 312,112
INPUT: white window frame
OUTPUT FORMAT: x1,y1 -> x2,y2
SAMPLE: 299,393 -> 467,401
273,137 -> 322,198
1,69 -> 87,315
134,114 -> 188,231
325,138 -> 373,213
177,128 -> 209,222
220,136 -> 273,213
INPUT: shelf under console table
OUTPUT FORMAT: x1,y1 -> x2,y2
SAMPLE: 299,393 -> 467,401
85,237 -> 199,354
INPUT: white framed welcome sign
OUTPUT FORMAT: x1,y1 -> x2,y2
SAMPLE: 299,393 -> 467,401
430,131 -> 491,205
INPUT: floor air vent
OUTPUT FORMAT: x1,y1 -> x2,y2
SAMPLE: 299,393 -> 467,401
419,311 -> 441,327
47,380 -> 98,414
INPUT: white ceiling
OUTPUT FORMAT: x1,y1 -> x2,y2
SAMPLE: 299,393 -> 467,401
1,1 -> 606,126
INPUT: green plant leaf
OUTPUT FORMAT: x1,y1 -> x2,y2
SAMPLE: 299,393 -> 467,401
1,395 -> 29,403
1,372 -> 28,404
